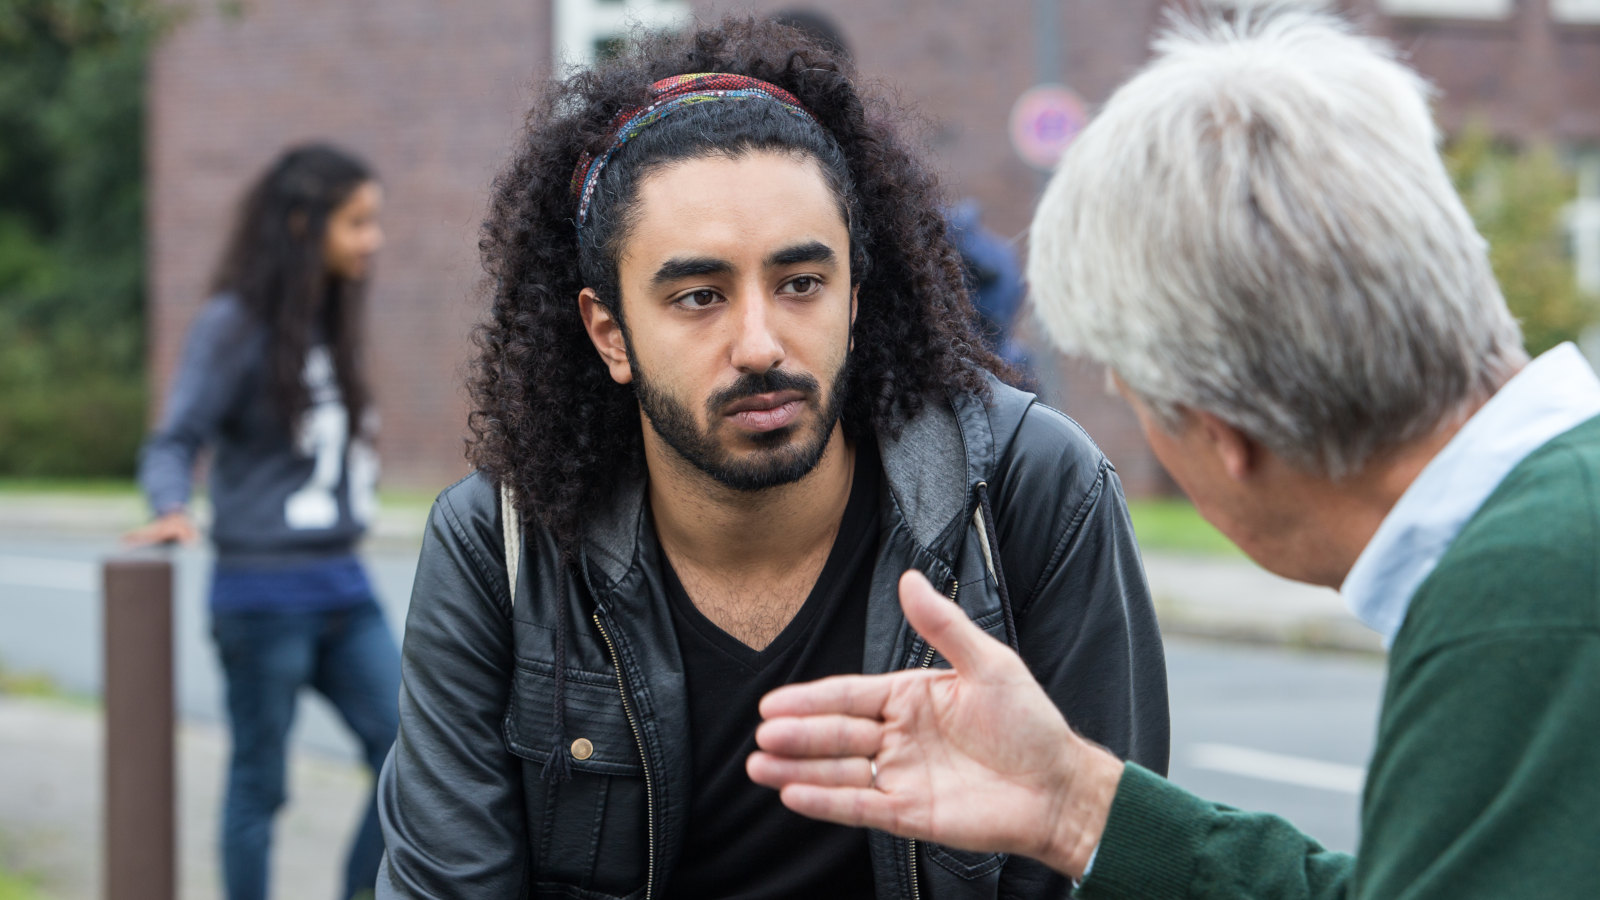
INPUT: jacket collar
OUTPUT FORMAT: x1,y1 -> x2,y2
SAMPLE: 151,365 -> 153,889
580,373 -> 1036,592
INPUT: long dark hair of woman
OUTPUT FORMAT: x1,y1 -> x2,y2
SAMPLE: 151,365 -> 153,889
469,17 -> 1010,554
212,143 -> 374,437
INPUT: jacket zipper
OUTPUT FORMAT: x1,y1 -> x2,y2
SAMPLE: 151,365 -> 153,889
907,576 -> 959,900
593,613 -> 657,900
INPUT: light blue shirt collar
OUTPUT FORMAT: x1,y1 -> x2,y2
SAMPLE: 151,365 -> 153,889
1340,343 -> 1600,647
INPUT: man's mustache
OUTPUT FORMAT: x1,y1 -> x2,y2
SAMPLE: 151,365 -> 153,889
706,370 -> 820,415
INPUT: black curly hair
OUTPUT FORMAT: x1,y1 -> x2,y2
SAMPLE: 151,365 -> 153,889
468,17 -> 1009,553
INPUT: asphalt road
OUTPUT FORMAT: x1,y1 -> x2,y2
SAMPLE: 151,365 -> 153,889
1165,638 -> 1381,853
0,534 -> 1384,855
0,534 -> 417,761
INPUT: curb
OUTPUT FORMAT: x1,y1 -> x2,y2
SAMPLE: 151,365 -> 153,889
0,495 -> 428,551
1154,598 -> 1383,655
1143,555 -> 1382,656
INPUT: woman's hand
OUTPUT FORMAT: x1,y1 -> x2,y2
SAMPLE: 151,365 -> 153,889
123,510 -> 200,546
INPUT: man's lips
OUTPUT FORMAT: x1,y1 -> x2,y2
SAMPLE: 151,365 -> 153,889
723,391 -> 806,432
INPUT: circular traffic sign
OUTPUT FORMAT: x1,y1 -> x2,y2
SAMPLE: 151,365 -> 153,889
1009,84 -> 1087,171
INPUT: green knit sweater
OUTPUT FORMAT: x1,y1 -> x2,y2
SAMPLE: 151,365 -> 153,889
1081,414 -> 1600,900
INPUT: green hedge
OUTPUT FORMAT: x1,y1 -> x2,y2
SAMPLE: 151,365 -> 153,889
1446,123 -> 1600,355
0,1 -> 161,478
0,376 -> 143,477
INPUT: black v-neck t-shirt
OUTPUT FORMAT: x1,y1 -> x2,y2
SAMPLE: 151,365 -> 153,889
661,443 -> 882,900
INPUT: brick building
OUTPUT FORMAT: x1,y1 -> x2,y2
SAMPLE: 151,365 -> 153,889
147,0 -> 1600,495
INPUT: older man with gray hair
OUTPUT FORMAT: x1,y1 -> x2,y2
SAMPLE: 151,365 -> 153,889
747,8 -> 1600,898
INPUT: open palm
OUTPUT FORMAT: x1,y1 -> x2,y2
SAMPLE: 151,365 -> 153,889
747,570 -> 1121,876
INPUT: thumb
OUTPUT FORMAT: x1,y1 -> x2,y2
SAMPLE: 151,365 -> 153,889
899,570 -> 1009,677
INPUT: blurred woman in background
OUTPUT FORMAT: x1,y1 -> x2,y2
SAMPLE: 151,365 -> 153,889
127,143 -> 398,900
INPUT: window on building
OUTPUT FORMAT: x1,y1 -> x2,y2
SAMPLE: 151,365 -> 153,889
1552,0 -> 1600,24
593,35 -> 626,62
1377,0 -> 1513,18
1210,0 -> 1324,7
553,0 -> 691,71
1571,149 -> 1600,296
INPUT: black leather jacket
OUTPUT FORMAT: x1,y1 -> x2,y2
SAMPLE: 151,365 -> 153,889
377,379 -> 1169,899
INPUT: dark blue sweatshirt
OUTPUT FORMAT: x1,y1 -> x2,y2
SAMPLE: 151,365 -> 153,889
137,295 -> 376,570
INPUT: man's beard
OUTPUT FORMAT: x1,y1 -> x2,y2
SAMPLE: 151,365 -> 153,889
631,355 -> 850,493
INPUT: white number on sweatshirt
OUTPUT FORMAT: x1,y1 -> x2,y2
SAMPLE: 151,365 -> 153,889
284,347 -> 347,530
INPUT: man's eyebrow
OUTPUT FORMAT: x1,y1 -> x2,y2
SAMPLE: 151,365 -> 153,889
767,241 -> 836,268
651,256 -> 732,288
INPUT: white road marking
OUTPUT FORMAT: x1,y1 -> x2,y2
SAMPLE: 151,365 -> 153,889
0,556 -> 98,593
1190,742 -> 1366,795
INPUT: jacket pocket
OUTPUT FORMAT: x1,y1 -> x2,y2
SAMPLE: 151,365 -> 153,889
526,883 -> 645,900
506,661 -> 648,897
925,843 -> 1007,880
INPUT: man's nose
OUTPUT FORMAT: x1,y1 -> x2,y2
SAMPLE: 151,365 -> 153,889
728,293 -> 784,374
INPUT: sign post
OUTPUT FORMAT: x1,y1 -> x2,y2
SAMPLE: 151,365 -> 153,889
104,556 -> 176,900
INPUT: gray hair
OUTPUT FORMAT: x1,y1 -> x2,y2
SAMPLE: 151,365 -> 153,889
1028,6 -> 1526,478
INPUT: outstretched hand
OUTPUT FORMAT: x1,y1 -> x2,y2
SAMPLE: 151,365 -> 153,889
746,570 -> 1123,879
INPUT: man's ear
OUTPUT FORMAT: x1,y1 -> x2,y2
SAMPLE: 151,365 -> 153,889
578,288 -> 633,385
1193,410 -> 1258,481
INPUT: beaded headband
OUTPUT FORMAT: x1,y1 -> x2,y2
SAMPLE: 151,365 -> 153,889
570,73 -> 821,230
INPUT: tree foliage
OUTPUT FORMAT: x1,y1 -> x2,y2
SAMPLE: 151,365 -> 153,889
0,0 -> 164,476
1445,121 -> 1600,358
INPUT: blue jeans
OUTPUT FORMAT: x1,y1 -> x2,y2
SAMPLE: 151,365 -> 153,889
212,601 -> 401,900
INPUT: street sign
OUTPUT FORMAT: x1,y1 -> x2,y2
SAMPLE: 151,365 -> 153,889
1009,83 -> 1087,171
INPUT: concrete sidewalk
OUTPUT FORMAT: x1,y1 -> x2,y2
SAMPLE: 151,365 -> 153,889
1144,555 -> 1377,654
0,695 -> 369,900
0,492 -> 430,552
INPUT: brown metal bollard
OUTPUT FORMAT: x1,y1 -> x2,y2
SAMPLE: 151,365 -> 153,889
103,557 -> 176,900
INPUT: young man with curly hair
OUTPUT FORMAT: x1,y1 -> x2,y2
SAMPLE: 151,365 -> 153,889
376,19 -> 1167,900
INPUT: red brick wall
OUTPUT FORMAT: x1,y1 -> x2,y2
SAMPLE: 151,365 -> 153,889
147,0 -> 549,490
147,0 -> 1600,495
696,0 -> 1167,245
1353,0 -> 1600,141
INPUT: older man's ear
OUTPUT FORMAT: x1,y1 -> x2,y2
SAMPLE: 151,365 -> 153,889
1193,410 -> 1258,482
1109,371 -> 1259,486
